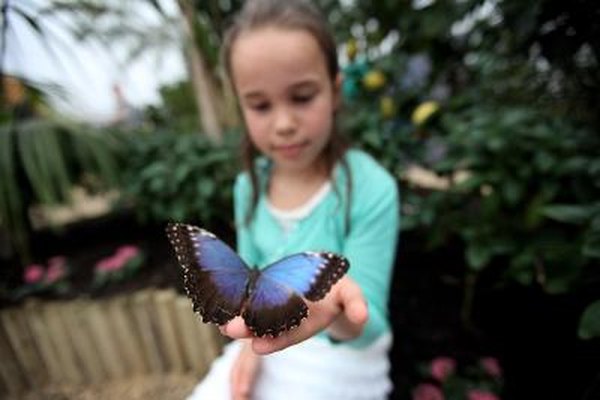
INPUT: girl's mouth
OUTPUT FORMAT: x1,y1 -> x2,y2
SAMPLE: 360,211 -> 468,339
272,141 -> 309,158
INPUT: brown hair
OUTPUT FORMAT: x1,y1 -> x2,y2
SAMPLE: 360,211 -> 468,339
222,0 -> 351,230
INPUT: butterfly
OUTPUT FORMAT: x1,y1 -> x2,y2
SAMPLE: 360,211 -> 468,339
166,222 -> 349,337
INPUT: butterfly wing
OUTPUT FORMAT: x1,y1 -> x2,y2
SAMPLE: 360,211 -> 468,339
262,252 -> 350,301
166,223 -> 249,325
242,252 -> 350,337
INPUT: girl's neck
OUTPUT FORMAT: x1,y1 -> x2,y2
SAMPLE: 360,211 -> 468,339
268,159 -> 330,210
272,164 -> 327,184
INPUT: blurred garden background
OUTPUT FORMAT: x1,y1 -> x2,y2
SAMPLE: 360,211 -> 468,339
1,0 -> 599,399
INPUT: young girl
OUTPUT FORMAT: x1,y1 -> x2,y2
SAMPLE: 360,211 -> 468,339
187,0 -> 400,399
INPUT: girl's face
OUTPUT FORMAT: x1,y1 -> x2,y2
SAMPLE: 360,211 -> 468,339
230,27 -> 340,175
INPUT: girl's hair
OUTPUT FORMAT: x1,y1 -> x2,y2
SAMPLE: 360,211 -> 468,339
222,0 -> 352,230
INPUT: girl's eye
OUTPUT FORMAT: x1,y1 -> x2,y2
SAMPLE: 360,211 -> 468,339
249,102 -> 271,112
292,93 -> 314,104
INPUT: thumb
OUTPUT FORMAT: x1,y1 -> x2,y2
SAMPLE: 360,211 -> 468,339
338,280 -> 368,326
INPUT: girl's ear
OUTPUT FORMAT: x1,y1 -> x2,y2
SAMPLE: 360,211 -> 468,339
333,73 -> 343,110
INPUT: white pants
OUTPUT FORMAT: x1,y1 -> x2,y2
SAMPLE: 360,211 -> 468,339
186,333 -> 393,400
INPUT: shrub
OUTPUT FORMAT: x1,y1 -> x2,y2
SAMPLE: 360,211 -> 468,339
117,130 -> 240,227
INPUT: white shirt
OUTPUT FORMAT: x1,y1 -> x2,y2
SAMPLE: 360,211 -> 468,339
266,181 -> 332,235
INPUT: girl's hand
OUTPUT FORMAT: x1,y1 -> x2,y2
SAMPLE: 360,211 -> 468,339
230,340 -> 261,400
220,276 -> 368,354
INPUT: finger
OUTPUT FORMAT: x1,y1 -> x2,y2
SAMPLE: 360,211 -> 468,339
235,360 -> 255,398
231,366 -> 241,398
251,306 -> 333,354
232,367 -> 251,400
221,316 -> 252,338
250,280 -> 361,354
338,282 -> 368,325
231,343 -> 257,400
233,382 -> 251,400
345,297 -> 369,326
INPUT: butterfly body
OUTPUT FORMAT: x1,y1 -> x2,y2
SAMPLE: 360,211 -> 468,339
166,223 -> 349,337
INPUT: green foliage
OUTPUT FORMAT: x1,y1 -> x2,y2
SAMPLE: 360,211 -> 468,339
118,130 -> 239,226
417,106 -> 599,294
329,0 -> 600,325
578,300 -> 600,340
4,0 -> 597,334
153,81 -> 199,132
0,119 -> 121,261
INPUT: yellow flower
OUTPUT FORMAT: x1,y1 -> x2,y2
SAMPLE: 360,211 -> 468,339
380,96 -> 396,119
346,39 -> 358,61
411,101 -> 440,126
362,69 -> 386,91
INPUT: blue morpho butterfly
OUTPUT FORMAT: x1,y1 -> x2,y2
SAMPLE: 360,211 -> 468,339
166,223 -> 349,337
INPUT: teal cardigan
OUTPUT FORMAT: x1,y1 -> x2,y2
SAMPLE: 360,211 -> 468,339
234,149 -> 400,348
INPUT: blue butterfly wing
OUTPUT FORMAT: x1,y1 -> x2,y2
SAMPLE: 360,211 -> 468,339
242,252 -> 349,337
166,223 -> 249,325
262,252 -> 350,301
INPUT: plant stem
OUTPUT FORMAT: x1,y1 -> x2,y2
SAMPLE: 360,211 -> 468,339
461,270 -> 477,330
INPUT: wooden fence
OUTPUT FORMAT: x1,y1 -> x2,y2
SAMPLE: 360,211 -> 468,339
0,288 -> 225,397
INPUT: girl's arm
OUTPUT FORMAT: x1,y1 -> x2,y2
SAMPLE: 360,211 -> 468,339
225,153 -> 400,353
230,339 -> 261,400
340,166 -> 400,347
228,173 -> 369,354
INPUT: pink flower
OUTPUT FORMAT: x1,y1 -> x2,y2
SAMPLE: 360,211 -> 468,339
480,357 -> 502,378
94,245 -> 142,282
24,264 -> 44,284
467,389 -> 500,400
430,357 -> 456,382
47,256 -> 66,269
95,256 -> 122,272
45,263 -> 66,284
115,245 -> 139,263
413,383 -> 444,400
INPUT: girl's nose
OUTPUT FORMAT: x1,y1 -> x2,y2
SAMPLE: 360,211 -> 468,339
274,107 -> 296,136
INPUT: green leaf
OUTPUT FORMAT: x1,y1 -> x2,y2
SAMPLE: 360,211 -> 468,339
362,130 -> 381,148
501,179 -> 522,205
578,300 -> 600,340
511,249 -> 535,270
466,243 -> 491,271
453,175 -> 484,193
541,205 -> 593,225
149,176 -> 166,193
174,163 -> 191,185
534,151 -> 555,172
582,232 -> 600,258
140,163 -> 168,181
11,5 -> 43,36
197,179 -> 216,197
